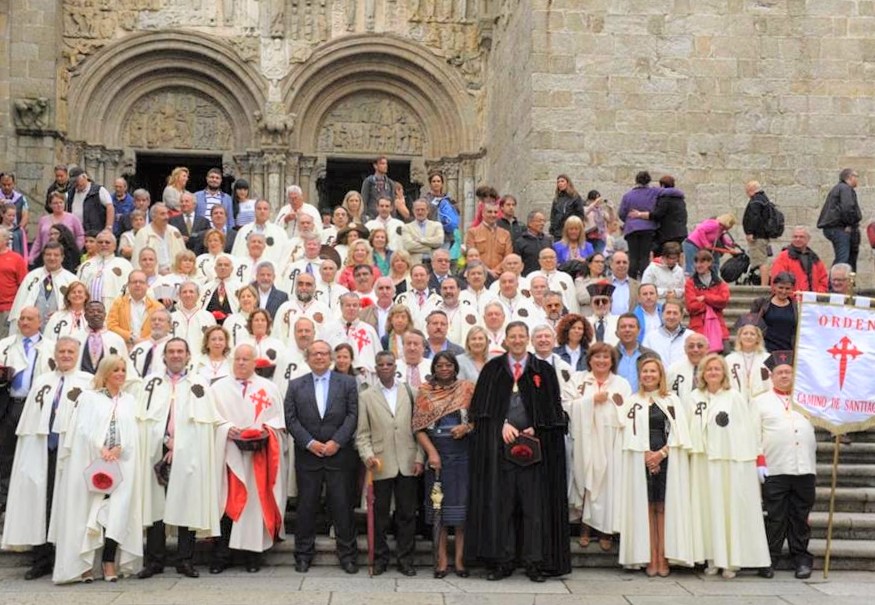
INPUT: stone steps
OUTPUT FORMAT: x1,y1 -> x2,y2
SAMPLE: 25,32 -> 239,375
815,464 -> 875,487
809,511 -> 875,540
812,487 -> 875,513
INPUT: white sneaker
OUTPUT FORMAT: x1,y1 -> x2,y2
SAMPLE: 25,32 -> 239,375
722,568 -> 737,579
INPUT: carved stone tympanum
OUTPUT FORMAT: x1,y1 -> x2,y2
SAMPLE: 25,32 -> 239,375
317,93 -> 426,155
122,89 -> 233,150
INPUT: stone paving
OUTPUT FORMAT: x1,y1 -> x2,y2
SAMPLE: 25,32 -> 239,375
0,566 -> 872,605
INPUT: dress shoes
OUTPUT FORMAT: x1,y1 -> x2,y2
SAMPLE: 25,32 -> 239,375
137,564 -> 164,579
209,563 -> 227,575
526,567 -> 546,583
24,565 -> 52,581
245,562 -> 261,573
454,568 -> 470,578
341,561 -> 359,574
795,565 -> 812,579
434,568 -> 448,579
486,567 -> 511,581
176,563 -> 199,578
372,562 -> 388,576
295,559 -> 311,573
398,563 -> 417,576
758,567 -> 774,579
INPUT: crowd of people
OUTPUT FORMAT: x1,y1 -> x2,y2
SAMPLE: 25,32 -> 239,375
0,160 -> 860,584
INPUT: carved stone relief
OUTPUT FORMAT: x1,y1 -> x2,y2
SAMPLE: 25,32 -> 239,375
13,98 -> 51,133
255,100 -> 296,146
316,93 -> 426,155
122,89 -> 234,150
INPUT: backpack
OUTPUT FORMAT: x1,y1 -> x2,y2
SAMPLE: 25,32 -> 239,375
762,201 -> 785,239
435,196 -> 459,235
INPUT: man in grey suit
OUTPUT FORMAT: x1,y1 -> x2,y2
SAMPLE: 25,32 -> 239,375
355,351 -> 423,576
285,340 -> 359,574
423,310 -> 465,359
254,261 -> 288,320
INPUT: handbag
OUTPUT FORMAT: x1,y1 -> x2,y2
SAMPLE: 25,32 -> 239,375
83,459 -> 123,495
703,306 -> 724,353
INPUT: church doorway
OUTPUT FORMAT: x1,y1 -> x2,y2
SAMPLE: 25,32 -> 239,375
318,157 -> 416,212
131,153 -> 227,204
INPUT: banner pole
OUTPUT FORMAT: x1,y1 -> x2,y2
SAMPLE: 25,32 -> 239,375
823,433 -> 841,579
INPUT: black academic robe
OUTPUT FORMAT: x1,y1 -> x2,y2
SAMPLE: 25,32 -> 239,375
464,353 -> 571,576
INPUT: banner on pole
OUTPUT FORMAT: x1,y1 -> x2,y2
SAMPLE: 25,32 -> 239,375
793,293 -> 875,434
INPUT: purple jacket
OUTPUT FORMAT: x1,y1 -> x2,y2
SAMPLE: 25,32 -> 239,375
618,186 -> 658,235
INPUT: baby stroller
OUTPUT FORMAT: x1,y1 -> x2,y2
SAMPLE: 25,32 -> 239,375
715,232 -> 760,285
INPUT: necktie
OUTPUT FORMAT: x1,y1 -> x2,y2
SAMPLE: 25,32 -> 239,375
306,263 -> 314,275
185,214 -> 193,233
596,319 -> 605,342
88,332 -> 102,366
513,361 -> 523,382
90,261 -> 105,301
240,379 -> 250,398
417,290 -> 425,306
12,337 -> 34,391
48,376 -> 65,451
44,274 -> 53,300
24,337 -> 32,356
409,366 -> 422,388
218,281 -> 226,305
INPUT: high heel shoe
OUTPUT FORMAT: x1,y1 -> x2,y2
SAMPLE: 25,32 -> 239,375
433,567 -> 448,579
103,562 -> 118,582
645,564 -> 658,577
454,567 -> 469,578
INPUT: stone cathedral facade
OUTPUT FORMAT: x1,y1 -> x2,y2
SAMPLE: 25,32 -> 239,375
2,1 -> 875,247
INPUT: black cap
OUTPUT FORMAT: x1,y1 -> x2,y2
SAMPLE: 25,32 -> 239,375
764,350 -> 794,371
734,313 -> 767,333
586,281 -> 616,299
68,166 -> 85,179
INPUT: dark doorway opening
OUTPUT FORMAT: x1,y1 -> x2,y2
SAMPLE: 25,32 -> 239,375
130,153 -> 227,204
318,158 -> 419,213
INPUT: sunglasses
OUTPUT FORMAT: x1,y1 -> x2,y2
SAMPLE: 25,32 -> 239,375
593,298 -> 610,306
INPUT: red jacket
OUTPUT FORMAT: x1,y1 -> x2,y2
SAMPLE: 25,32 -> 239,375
684,275 -> 730,339
769,248 -> 828,292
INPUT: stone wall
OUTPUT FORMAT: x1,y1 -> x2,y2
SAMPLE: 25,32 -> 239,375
516,0 -> 875,275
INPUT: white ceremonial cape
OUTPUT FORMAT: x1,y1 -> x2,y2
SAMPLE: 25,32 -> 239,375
231,222 -> 288,263
618,391 -> 694,568
211,375 -> 286,553
170,308 -> 216,363
1,370 -> 91,550
529,269 -> 580,314
271,299 -> 335,343
563,371 -> 631,533
45,309 -> 88,340
9,267 -> 78,322
724,351 -> 772,405
667,358 -> 698,402
136,373 -> 222,536
51,390 -> 144,584
326,319 -> 380,373
195,253 -> 239,283
128,337 -> 170,379
687,387 -> 770,569
199,277 -> 242,314
77,255 -> 133,307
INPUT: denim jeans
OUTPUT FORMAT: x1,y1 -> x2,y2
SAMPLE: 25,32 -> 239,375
683,239 -> 722,279
823,227 -> 860,272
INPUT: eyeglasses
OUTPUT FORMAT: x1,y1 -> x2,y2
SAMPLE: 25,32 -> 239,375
592,299 -> 609,306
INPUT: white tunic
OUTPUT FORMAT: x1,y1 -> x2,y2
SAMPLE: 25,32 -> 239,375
51,390 -> 144,583
136,373 -> 222,536
562,372 -> 631,534
1,370 -> 91,550
725,351 -> 772,404
687,387 -> 770,569
45,309 -> 88,340
618,392 -> 694,568
77,255 -> 133,308
211,375 -> 286,553
753,390 -> 817,476
9,267 -> 78,323
170,307 -> 217,362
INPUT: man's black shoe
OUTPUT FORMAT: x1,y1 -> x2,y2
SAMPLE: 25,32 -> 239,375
398,563 -> 417,576
136,564 -> 164,579
209,563 -> 226,575
24,565 -> 52,581
342,561 -> 359,574
526,567 -> 546,583
486,566 -> 511,581
758,567 -> 774,579
176,563 -> 199,578
245,562 -> 261,573
372,562 -> 388,576
795,564 -> 812,579
294,559 -> 311,573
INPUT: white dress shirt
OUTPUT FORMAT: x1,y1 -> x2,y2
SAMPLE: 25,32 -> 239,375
313,371 -> 330,418
380,381 -> 399,416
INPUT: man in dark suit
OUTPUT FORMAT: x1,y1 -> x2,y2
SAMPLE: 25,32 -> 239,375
169,192 -> 210,252
428,248 -> 466,292
195,205 -> 236,255
254,261 -> 288,320
285,340 -> 359,574
117,188 -> 152,234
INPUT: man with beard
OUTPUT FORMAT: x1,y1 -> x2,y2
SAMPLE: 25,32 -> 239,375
232,199 -> 288,263
465,321 -> 570,582
137,338 -> 222,579
1,337 -> 91,579
272,272 -> 333,343
254,261 -> 288,320
76,230 -> 133,307
129,308 -> 173,378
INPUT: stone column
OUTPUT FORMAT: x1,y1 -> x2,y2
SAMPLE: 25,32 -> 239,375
264,151 -> 287,209
460,158 -> 477,228
443,160 -> 461,208
83,145 -> 105,185
298,156 -> 317,205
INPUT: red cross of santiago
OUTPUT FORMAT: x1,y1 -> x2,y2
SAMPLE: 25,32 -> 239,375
827,336 -> 863,389
250,388 -> 272,418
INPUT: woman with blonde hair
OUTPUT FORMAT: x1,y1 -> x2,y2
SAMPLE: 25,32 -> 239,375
456,326 -> 492,382
686,353 -> 770,578
337,239 -> 381,289
221,284 -> 259,349
369,227 -> 392,276
52,355 -> 143,583
195,229 -> 235,282
161,167 -> 190,212
152,250 -> 201,301
388,248 -> 412,296
554,215 -> 594,264
682,214 -> 740,276
195,325 -> 232,383
618,357 -> 693,577
725,314 -> 771,402
45,280 -> 90,338
382,304 -> 414,354
341,190 -> 370,225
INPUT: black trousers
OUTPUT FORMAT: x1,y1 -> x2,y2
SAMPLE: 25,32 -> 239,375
762,473 -> 816,567
212,515 -> 260,567
625,230 -> 655,280
497,461 -> 543,567
373,474 -> 418,567
0,396 -> 25,505
145,521 -> 196,567
295,465 -> 357,564
31,448 -> 58,570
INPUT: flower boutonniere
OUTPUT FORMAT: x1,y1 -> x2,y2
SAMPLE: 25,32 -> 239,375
533,374 -> 542,388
